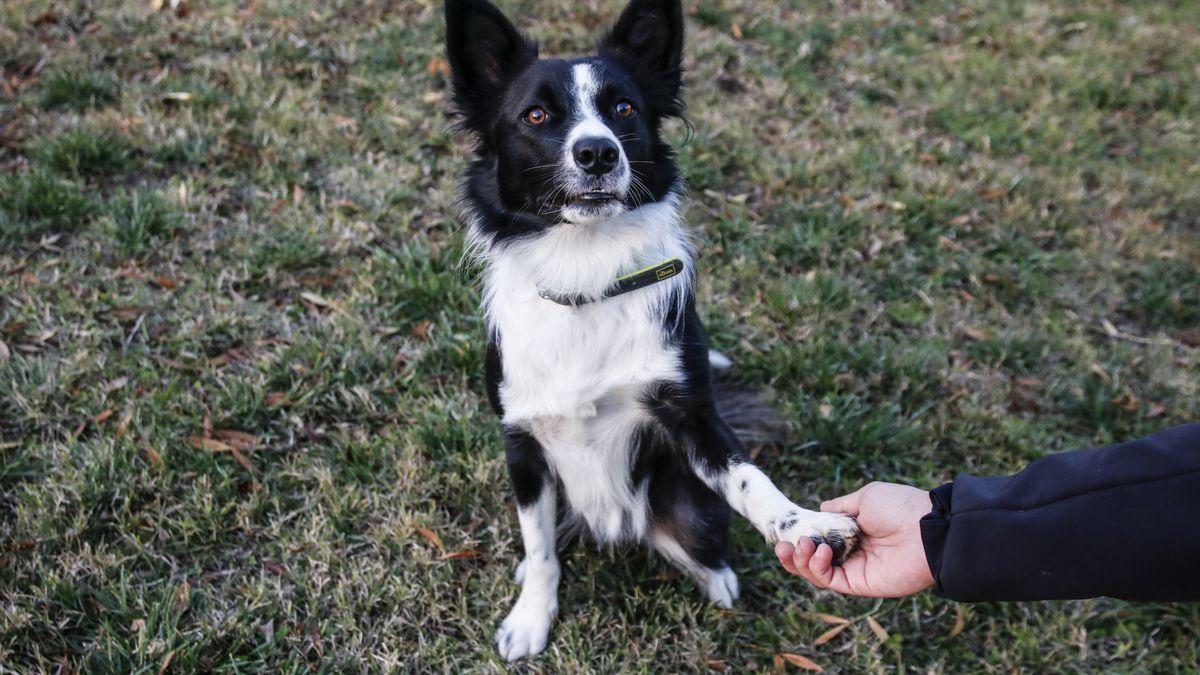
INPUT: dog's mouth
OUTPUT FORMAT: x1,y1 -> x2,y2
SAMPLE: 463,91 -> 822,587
554,188 -> 628,224
570,191 -> 618,205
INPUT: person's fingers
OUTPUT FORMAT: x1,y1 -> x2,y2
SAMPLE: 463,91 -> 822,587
806,542 -> 837,587
787,538 -> 821,584
820,483 -> 870,515
774,541 -> 799,575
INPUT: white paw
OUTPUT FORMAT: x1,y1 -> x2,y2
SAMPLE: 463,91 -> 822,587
708,349 -> 733,371
701,566 -> 739,608
496,595 -> 556,662
772,509 -> 859,564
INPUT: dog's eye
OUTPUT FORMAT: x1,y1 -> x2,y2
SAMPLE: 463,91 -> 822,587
614,100 -> 636,118
523,107 -> 549,125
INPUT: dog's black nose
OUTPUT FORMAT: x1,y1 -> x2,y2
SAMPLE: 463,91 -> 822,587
572,137 -> 620,175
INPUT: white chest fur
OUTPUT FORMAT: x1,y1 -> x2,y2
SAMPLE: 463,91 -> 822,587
473,199 -> 692,541
478,199 -> 691,424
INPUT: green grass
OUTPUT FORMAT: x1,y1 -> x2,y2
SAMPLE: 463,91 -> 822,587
2,0 -> 1199,672
38,70 -> 119,111
35,126 -> 131,179
103,189 -> 183,257
0,169 -> 95,242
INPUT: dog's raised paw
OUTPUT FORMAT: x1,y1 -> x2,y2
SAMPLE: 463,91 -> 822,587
775,510 -> 860,566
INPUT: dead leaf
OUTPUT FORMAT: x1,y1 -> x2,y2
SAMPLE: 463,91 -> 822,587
143,443 -> 163,467
292,184 -> 304,206
157,652 -> 175,675
1111,392 -> 1139,412
0,340 -> 9,361
801,612 -> 850,625
1090,363 -> 1111,381
960,327 -> 987,341
212,429 -> 259,450
411,321 -> 434,340
707,657 -> 727,671
109,306 -> 146,322
228,447 -> 256,473
812,623 -> 848,646
778,653 -> 823,672
414,525 -> 443,551
439,549 -> 480,560
866,616 -> 889,642
300,291 -> 330,307
208,347 -> 249,367
978,186 -> 1007,200
730,23 -> 742,39
91,408 -> 114,425
102,377 -> 129,395
1147,403 -> 1167,418
948,605 -> 967,638
937,235 -> 964,251
188,436 -> 232,452
153,276 -> 179,289
427,56 -> 450,77
265,392 -> 286,407
172,580 -> 190,614
115,413 -> 132,438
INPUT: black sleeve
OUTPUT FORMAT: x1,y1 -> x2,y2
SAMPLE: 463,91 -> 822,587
919,423 -> 1200,602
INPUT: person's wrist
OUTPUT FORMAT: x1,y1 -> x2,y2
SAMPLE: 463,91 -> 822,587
917,485 -> 949,591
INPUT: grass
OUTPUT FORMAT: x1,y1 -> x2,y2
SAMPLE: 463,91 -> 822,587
1,0 -> 1198,672
38,70 -> 119,112
0,169 -> 95,242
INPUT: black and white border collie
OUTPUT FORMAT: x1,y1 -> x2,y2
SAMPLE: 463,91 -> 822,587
445,0 -> 859,660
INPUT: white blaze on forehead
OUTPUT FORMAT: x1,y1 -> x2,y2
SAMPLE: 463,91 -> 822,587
567,62 -> 615,144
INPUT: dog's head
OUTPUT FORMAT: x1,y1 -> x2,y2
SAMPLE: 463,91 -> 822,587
446,0 -> 684,229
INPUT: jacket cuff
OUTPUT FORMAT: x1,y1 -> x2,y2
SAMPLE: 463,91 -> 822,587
919,482 -> 954,594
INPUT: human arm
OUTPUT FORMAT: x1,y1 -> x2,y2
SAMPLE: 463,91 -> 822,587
777,423 -> 1200,602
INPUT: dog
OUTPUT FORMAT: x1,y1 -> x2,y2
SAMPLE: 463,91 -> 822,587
444,0 -> 860,660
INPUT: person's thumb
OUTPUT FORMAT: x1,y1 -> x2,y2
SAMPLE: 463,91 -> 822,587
820,483 -> 871,516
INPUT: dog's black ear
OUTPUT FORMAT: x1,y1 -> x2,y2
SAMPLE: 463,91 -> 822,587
445,0 -> 537,131
599,0 -> 684,115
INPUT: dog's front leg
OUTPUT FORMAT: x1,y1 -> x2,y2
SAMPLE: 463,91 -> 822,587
678,408 -> 859,562
496,428 -> 559,661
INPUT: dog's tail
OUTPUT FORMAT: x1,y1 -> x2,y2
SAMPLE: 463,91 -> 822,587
709,350 -> 788,447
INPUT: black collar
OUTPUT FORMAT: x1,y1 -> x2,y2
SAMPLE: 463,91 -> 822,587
537,258 -> 685,307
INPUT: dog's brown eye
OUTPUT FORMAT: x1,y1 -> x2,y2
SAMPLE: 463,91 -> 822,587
523,107 -> 549,125
614,100 -> 635,118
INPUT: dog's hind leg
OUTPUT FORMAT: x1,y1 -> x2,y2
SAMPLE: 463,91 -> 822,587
649,528 -> 739,608
646,459 -> 738,607
496,428 -> 559,662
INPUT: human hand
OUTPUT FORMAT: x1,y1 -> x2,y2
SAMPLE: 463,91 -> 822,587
774,482 -> 935,598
